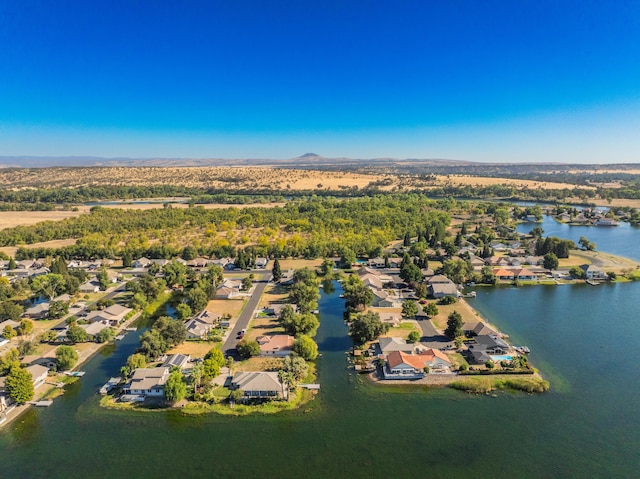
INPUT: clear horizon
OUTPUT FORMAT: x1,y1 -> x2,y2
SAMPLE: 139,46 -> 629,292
1,1 -> 639,163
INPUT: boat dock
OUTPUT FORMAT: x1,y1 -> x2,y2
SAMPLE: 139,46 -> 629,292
300,384 -> 320,390
30,400 -> 53,407
99,377 -> 121,395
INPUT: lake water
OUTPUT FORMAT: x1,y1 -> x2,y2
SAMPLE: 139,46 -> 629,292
517,215 -> 640,262
1,238 -> 640,477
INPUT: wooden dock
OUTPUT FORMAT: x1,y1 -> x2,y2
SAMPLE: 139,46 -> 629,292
30,400 -> 53,407
299,384 -> 320,390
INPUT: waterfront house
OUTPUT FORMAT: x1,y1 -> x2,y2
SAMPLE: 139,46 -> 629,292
581,264 -> 606,280
80,321 -> 109,340
463,321 -> 497,337
360,273 -> 384,290
384,349 -> 452,379
231,372 -> 285,400
23,302 -> 50,320
86,304 -> 132,327
428,282 -> 459,299
124,367 -> 170,398
469,335 -> 510,355
257,335 -> 295,356
512,268 -> 537,280
377,337 -> 415,355
493,269 -> 515,281
26,364 -> 49,389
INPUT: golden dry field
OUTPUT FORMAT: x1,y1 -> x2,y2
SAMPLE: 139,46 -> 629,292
0,166 -> 389,191
0,211 -> 84,229
0,238 -> 77,257
0,166 -> 601,194
433,174 -> 593,190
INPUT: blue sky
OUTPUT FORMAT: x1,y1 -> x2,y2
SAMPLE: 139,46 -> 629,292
1,1 -> 639,162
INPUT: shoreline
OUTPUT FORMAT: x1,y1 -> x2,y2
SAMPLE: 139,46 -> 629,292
0,310 -> 142,430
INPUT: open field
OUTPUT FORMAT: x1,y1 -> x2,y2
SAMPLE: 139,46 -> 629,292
434,174 -> 593,191
431,298 -> 485,330
167,341 -> 219,358
0,166 -> 388,191
206,299 -> 246,319
0,211 -> 83,229
0,238 -> 77,257
0,166 -> 613,195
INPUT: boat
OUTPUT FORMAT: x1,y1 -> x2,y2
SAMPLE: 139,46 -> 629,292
124,327 -> 137,332
514,346 -> 530,354
115,334 -> 125,340
586,280 -> 600,286
64,371 -> 86,377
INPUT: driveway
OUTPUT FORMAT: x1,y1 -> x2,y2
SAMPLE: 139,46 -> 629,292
417,318 -> 454,350
222,272 -> 269,358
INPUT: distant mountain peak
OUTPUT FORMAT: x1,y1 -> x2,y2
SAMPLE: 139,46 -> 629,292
298,152 -> 322,158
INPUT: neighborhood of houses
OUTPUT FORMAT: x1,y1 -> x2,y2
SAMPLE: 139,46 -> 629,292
0,207 -> 622,419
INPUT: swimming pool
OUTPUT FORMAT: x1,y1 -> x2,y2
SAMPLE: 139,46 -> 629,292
490,355 -> 513,362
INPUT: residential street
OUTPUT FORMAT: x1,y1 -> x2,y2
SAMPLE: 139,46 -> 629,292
222,272 -> 269,358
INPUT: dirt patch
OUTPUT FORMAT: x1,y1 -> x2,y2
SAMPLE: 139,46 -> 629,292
206,299 -> 246,319
167,341 -> 218,359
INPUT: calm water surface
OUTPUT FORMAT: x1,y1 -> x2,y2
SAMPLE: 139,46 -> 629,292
1,237 -> 640,477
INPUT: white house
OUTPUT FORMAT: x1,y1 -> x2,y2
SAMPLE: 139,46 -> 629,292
124,367 -> 170,398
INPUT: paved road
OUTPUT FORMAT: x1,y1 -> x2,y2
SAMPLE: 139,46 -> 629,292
417,318 -> 454,350
222,273 -> 269,358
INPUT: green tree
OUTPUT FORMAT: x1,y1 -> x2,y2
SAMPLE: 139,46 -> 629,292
66,325 -> 87,343
349,312 -> 390,345
444,311 -> 463,339
292,335 -> 318,360
18,319 -> 34,336
342,275 -> 374,310
481,266 -> 496,285
175,303 -> 192,320
424,302 -> 439,317
543,253 -> 559,270
163,260 -> 188,287
50,257 -> 68,275
129,292 -> 148,310
48,300 -> 69,319
442,258 -> 471,284
340,248 -> 356,268
407,330 -> 421,343
0,301 -> 23,322
320,258 -> 334,277
203,347 -> 226,378
241,276 -> 253,291
127,353 -> 147,370
400,262 -> 422,283
153,316 -> 186,347
579,236 -> 596,251
6,366 -> 34,403
281,355 -> 309,382
56,345 -> 79,370
138,330 -> 167,360
30,273 -> 66,301
164,370 -> 187,403
2,324 -> 16,339
280,309 -> 320,337
186,286 -> 208,313
237,340 -> 261,359
8,257 -> 17,270
401,300 -> 419,318
96,327 -> 115,343
289,282 -> 320,314
96,268 -> 110,291
272,258 -> 282,282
